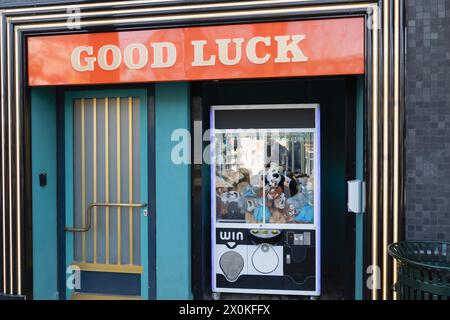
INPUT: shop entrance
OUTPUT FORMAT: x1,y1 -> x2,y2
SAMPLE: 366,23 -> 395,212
31,88 -> 150,300
63,90 -> 149,300
191,76 -> 365,299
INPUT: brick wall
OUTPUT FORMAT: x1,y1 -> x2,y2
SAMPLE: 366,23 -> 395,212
405,0 -> 450,241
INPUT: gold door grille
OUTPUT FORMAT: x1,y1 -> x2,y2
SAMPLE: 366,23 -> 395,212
72,97 -> 142,274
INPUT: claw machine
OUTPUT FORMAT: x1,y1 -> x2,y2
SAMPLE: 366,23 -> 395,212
211,104 -> 320,297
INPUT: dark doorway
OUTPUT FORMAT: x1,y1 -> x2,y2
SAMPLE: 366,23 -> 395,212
191,77 -> 359,300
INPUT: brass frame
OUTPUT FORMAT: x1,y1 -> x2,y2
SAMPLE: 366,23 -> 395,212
0,0 -> 405,300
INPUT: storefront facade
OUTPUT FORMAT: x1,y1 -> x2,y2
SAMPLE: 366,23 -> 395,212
0,0 -> 431,300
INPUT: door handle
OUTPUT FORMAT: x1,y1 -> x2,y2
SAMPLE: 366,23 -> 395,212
65,202 -> 147,233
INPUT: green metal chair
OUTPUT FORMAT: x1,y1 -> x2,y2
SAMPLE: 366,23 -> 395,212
388,241 -> 450,300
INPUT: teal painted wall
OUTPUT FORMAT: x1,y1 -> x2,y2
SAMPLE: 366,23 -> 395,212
31,87 -> 58,300
355,76 -> 365,299
155,82 -> 192,299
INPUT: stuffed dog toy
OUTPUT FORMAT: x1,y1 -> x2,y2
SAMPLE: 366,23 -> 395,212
217,190 -> 244,219
270,193 -> 286,224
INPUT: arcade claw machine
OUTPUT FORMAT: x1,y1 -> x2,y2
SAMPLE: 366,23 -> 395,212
211,104 -> 320,298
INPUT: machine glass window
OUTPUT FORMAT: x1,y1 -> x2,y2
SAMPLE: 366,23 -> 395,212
264,131 -> 314,225
214,131 -> 265,223
214,130 -> 315,225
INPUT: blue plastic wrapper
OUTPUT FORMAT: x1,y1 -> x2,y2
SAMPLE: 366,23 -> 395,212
294,204 -> 314,223
253,205 -> 271,223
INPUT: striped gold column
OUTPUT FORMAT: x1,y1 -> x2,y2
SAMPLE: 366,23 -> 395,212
105,98 -> 110,264
7,20 -> 14,295
128,97 -> 133,265
93,98 -> 98,264
0,12 -> 7,294
371,3 -> 380,301
116,97 -> 121,265
392,0 -> 402,300
81,98 -> 86,263
378,0 -> 405,300
382,0 -> 390,301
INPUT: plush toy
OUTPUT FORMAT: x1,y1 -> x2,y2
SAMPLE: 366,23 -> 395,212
265,162 -> 284,188
239,168 -> 250,182
221,170 -> 243,186
264,186 -> 281,213
217,190 -> 244,219
215,187 -> 229,218
306,177 -> 314,201
284,175 -> 292,189
267,186 -> 283,200
294,204 -> 314,224
240,184 -> 259,198
299,175 -> 310,190
284,203 -> 298,223
244,198 -> 258,224
253,204 -> 271,223
284,174 -> 299,197
236,168 -> 251,192
293,169 -> 302,181
266,162 -> 299,198
284,167 -> 293,177
236,181 -> 250,193
286,192 -> 306,213
270,193 -> 286,224
215,176 -> 233,189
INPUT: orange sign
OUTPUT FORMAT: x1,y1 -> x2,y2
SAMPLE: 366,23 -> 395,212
27,18 -> 364,86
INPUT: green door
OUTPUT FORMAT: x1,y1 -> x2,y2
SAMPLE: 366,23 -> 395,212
64,90 -> 149,300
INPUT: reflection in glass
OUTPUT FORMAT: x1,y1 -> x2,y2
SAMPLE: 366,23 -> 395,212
214,130 -> 315,225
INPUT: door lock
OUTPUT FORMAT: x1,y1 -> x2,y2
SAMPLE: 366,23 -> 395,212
143,209 -> 148,217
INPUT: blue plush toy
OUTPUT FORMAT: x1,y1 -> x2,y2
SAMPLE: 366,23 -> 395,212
294,204 -> 314,224
241,185 -> 259,198
253,205 -> 271,223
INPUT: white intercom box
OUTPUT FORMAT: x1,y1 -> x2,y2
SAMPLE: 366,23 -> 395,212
347,180 -> 365,214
